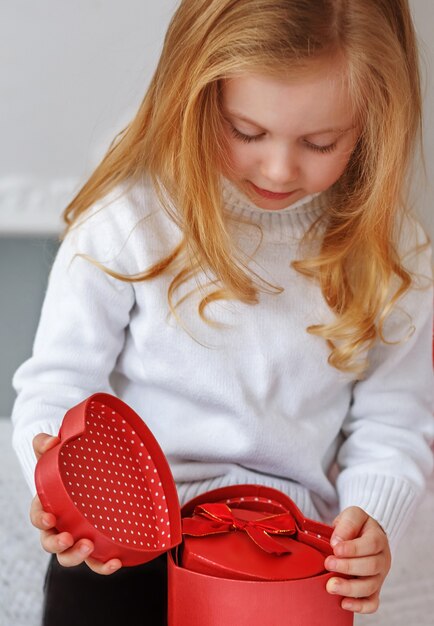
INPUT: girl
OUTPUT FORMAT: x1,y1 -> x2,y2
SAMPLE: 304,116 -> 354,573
11,0 -> 434,624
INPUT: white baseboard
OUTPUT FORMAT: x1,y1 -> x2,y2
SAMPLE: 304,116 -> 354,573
0,176 -> 80,236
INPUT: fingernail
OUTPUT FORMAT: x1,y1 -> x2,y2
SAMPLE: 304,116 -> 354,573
328,578 -> 340,593
108,563 -> 120,572
330,535 -> 343,547
342,601 -> 354,611
42,517 -> 51,527
79,544 -> 91,555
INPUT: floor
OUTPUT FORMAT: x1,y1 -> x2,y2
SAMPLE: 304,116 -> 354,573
1,418 -> 433,626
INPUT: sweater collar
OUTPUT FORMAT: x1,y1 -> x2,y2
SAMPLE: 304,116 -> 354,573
220,176 -> 328,243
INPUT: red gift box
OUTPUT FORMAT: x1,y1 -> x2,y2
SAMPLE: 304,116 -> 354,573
35,393 -> 353,625
169,485 -> 353,626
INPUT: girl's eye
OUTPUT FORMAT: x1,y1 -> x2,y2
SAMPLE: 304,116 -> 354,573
230,125 -> 338,154
230,126 -> 263,143
304,141 -> 337,154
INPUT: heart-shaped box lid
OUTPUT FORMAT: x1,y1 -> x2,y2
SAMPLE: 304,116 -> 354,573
35,393 -> 182,566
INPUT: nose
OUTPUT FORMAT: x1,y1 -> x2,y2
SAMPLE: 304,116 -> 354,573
260,145 -> 299,187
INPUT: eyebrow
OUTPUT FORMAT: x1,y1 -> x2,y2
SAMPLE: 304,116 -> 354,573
225,110 -> 351,136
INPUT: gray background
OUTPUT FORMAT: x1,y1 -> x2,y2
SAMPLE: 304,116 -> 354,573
1,0 -> 433,416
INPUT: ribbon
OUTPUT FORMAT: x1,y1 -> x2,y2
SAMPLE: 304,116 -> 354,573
182,503 -> 297,555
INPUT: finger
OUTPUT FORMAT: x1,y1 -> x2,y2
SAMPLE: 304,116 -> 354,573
33,433 -> 60,460
330,506 -> 369,547
341,592 -> 381,614
84,555 -> 123,576
332,531 -> 387,558
30,495 -> 56,530
326,574 -> 381,600
41,529 -> 75,555
56,540 -> 97,567
325,553 -> 384,577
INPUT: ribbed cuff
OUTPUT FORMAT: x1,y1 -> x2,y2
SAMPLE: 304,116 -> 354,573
337,472 -> 424,552
11,420 -> 63,497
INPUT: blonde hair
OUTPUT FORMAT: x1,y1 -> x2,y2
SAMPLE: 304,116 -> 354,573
63,0 -> 431,379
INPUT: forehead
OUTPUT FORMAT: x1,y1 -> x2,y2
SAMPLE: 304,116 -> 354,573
221,66 -> 355,136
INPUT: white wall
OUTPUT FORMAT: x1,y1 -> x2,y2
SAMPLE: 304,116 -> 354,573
411,0 -> 434,236
1,0 -> 178,178
0,0 -> 433,236
0,0 -> 180,234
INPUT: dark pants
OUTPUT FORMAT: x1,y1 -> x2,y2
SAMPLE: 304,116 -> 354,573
42,553 -> 168,626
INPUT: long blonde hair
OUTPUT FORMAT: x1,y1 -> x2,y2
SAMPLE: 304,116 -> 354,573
62,0 -> 431,379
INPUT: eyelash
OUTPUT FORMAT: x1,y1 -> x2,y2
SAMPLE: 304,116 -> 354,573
229,126 -> 337,154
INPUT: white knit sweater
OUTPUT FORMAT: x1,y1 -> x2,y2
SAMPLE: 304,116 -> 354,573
11,176 -> 434,550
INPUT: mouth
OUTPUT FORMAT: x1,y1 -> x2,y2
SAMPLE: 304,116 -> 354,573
248,181 -> 298,201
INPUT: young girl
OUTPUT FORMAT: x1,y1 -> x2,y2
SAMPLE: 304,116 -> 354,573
11,1 -> 434,624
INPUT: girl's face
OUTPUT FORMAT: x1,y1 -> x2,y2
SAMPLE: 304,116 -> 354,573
220,63 -> 360,211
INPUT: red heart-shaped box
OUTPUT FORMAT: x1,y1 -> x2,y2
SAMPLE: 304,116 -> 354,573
35,394 -> 353,625
168,486 -> 353,626
34,393 -> 182,566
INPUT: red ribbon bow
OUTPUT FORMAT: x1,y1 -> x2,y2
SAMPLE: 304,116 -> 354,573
182,502 -> 297,555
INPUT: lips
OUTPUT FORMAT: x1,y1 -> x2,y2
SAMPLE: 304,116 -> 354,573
248,181 -> 297,201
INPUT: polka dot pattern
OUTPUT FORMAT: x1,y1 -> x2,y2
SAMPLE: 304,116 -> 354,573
224,496 -> 288,514
58,400 -> 171,550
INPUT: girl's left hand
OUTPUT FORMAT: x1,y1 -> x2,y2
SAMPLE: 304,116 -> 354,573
324,506 -> 391,614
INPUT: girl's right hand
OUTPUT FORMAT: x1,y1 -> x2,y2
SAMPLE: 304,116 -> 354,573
31,433 -> 122,575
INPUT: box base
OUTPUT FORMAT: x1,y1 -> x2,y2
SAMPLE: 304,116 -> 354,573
168,550 -> 353,626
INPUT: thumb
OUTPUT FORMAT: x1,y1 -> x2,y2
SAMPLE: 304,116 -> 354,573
32,433 -> 60,460
330,506 -> 368,548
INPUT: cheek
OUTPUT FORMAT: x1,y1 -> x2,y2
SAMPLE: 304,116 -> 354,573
225,142 -> 254,175
311,152 -> 352,189
222,126 -> 261,172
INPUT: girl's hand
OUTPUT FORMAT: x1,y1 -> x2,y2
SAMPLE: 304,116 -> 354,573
30,433 -> 122,575
324,506 -> 391,614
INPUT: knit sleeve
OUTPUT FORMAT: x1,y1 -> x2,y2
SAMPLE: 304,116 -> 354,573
10,196 -> 136,495
336,216 -> 434,551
